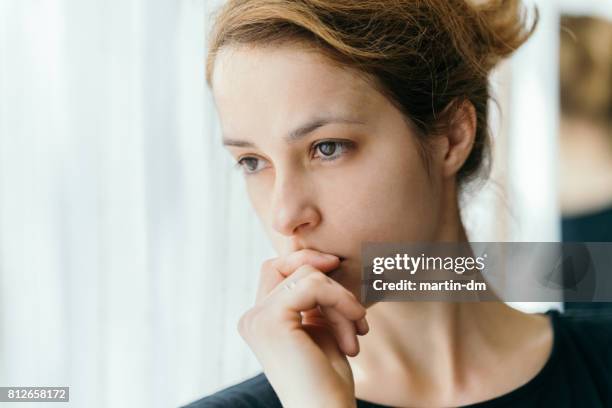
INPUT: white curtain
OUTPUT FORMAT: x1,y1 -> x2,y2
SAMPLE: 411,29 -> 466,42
7,0 -> 607,406
0,0 -> 272,407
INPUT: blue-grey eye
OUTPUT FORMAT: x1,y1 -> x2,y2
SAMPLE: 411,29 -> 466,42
313,140 -> 353,161
318,141 -> 337,156
242,158 -> 258,171
235,157 -> 266,174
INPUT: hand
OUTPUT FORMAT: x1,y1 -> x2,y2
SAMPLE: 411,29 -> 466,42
237,249 -> 369,408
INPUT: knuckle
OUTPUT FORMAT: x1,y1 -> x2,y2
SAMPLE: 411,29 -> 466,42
261,258 -> 277,271
237,309 -> 253,336
259,258 -> 278,278
295,263 -> 318,275
304,271 -> 328,287
298,277 -> 317,292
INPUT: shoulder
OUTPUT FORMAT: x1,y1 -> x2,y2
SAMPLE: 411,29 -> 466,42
180,372 -> 281,408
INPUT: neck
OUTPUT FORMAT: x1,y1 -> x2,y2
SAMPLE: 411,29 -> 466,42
348,181 -> 534,404
348,300 -> 528,403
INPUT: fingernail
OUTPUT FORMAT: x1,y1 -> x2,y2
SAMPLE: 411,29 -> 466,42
355,318 -> 364,335
360,317 -> 369,333
322,254 -> 339,261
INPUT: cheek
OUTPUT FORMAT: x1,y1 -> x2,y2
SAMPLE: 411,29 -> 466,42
245,179 -> 274,229
323,142 -> 439,242
244,178 -> 291,252
245,181 -> 263,212
244,172 -> 275,208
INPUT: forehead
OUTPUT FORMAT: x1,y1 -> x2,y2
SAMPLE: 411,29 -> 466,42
211,44 -> 386,137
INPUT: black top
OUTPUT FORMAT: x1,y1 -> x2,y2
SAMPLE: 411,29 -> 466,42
183,310 -> 612,407
562,204 -> 612,242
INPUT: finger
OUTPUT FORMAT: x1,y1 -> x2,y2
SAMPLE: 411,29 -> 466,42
318,305 -> 359,356
274,249 -> 340,277
266,262 -> 332,300
273,267 -> 366,326
355,317 -> 370,336
256,250 -> 340,303
272,265 -> 368,345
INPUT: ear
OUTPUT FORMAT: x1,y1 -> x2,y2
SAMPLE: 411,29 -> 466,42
440,100 -> 477,178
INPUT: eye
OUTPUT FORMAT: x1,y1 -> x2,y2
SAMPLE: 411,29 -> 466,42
234,140 -> 354,175
312,140 -> 354,161
234,156 -> 268,175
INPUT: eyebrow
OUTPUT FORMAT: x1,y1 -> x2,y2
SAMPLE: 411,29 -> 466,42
222,116 -> 364,148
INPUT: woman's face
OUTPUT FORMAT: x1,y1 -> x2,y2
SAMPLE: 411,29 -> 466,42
212,44 -> 447,296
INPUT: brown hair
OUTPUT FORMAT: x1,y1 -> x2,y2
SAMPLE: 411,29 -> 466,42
206,0 -> 538,186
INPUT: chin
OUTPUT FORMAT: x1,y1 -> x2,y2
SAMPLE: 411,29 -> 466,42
329,261 -> 362,302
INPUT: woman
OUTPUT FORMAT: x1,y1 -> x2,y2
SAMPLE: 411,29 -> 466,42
186,0 -> 612,406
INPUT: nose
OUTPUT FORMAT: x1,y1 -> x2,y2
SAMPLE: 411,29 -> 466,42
271,172 -> 321,237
